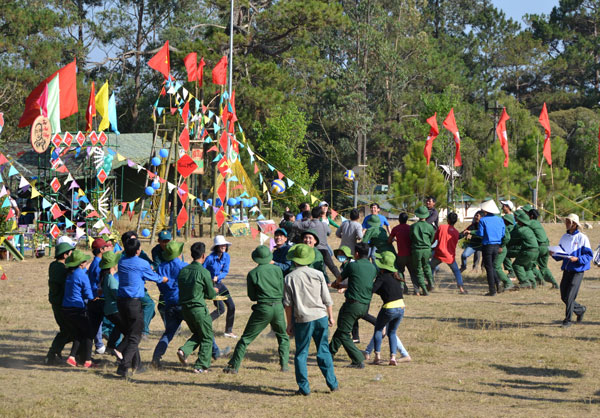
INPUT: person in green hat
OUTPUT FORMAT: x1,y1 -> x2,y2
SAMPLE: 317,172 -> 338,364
283,243 -> 338,395
176,242 -> 218,373
494,214 -> 516,291
527,208 -> 558,288
44,242 -> 75,365
363,251 -> 411,365
296,229 -> 330,284
61,249 -> 96,368
330,242 -> 377,369
152,241 -> 187,368
151,230 -> 172,270
362,214 -> 395,261
410,206 -> 436,295
223,245 -> 290,374
511,210 -> 539,288
99,251 -> 125,361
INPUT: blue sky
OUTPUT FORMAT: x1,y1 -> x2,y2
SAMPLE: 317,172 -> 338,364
490,0 -> 559,25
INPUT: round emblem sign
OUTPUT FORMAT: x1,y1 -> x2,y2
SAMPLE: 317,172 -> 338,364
30,115 -> 52,153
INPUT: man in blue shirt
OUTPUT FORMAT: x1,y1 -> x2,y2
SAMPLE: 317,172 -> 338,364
88,238 -> 109,355
362,203 -> 390,234
151,229 -> 172,270
468,200 -> 505,296
272,228 -> 292,275
116,238 -> 167,378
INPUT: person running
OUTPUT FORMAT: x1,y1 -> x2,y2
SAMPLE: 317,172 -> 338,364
151,230 -> 172,270
272,228 -> 292,275
299,207 -> 341,281
362,214 -> 395,261
459,211 -> 483,273
511,210 -> 539,289
99,251 -> 125,361
204,235 -> 237,338
550,214 -> 592,328
87,238 -> 109,355
527,208 -> 559,288
362,203 -> 391,234
493,214 -> 516,291
223,245 -> 289,374
410,206 -> 435,295
388,212 -> 415,292
430,212 -> 465,294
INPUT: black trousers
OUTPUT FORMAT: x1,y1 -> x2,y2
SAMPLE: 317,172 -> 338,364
351,303 -> 376,341
117,298 -> 144,370
211,282 -> 235,333
560,270 -> 586,322
62,307 -> 94,362
319,248 -> 341,279
482,244 -> 500,294
48,304 -> 73,358
105,312 -> 126,350
87,298 -> 104,345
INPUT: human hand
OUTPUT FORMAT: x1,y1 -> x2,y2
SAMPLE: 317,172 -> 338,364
213,276 -> 218,282
569,256 -> 578,262
214,287 -> 219,293
498,247 -> 503,253
161,277 -> 168,283
328,317 -> 335,327
286,324 -> 294,337
337,288 -> 347,294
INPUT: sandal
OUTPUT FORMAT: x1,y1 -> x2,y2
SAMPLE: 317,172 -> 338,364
371,358 -> 383,365
389,358 -> 397,366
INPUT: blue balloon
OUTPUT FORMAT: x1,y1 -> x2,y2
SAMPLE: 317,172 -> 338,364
152,180 -> 160,190
145,186 -> 155,196
159,148 -> 169,158
141,228 -> 150,237
151,157 -> 161,166
251,197 -> 258,205
227,198 -> 237,206
244,199 -> 252,208
207,199 -> 213,205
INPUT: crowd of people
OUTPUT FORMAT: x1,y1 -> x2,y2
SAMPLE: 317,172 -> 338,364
43,197 -> 592,395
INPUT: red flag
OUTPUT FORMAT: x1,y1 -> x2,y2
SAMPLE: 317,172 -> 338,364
0,273 -> 6,280
217,179 -> 227,204
181,100 -> 190,125
216,208 -> 226,228
219,131 -> 228,153
177,206 -> 188,230
148,41 -> 170,79
230,89 -> 238,123
18,60 -> 79,128
443,108 -> 461,167
183,52 -> 197,82
198,57 -> 206,87
423,113 -> 439,165
86,82 -> 96,132
496,108 -> 510,167
539,103 -> 552,165
0,153 -> 8,165
179,128 -> 190,151
212,56 -> 228,86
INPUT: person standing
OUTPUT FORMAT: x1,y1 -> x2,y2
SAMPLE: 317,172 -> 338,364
99,251 -> 125,361
362,203 -> 390,234
493,214 -> 515,291
430,212 -> 465,294
468,200 -> 504,296
44,242 -> 74,365
388,212 -> 415,292
527,209 -> 559,288
300,207 -> 341,281
283,244 -> 338,395
224,245 -> 289,374
330,242 -> 377,369
272,228 -> 292,275
298,229 -> 330,283
425,196 -> 439,229
410,206 -> 436,295
550,214 -> 592,328
336,208 -> 363,255
151,230 -> 172,270
204,235 -> 237,338
88,238 -> 109,355
177,242 -> 218,373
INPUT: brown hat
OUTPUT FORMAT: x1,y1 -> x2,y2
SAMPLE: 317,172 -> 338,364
92,238 -> 108,250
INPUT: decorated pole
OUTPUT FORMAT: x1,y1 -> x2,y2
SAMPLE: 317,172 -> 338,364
150,130 -> 177,247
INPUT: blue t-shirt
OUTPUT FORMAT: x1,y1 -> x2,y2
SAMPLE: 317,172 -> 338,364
157,258 -> 188,306
477,214 -> 505,245
362,214 -> 390,229
272,243 -> 292,275
87,256 -> 102,298
63,267 -> 94,308
118,255 -> 163,298
203,252 -> 230,284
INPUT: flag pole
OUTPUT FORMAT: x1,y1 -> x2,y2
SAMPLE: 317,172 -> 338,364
550,164 -> 557,223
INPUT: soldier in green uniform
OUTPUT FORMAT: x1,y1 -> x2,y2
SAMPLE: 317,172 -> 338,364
44,242 -> 75,365
410,206 -> 436,295
494,214 -> 515,291
362,215 -> 395,257
330,242 -> 377,368
176,242 -> 217,374
223,245 -> 290,374
527,208 -> 559,288
511,210 -> 539,288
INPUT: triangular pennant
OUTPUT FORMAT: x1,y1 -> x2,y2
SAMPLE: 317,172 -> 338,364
251,227 -> 259,239
286,178 -> 295,187
19,176 -> 29,189
42,198 -> 51,209
65,218 -> 74,228
277,171 -> 284,180
215,208 -> 226,228
75,227 -> 85,240
8,166 -> 18,177
310,194 -> 318,204
30,187 -> 40,198
259,232 -> 269,245
300,187 -> 308,196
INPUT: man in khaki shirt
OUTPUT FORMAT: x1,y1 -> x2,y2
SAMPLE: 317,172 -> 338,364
284,244 -> 338,396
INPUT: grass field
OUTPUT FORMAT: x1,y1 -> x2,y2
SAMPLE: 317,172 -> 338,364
1,222 -> 600,417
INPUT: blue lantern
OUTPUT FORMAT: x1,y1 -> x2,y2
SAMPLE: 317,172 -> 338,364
159,148 -> 169,158
151,157 -> 161,166
145,186 -> 155,196
152,180 -> 160,190
141,228 -> 150,237
227,198 -> 237,206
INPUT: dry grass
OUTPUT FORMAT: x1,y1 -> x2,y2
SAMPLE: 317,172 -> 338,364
1,222 -> 600,417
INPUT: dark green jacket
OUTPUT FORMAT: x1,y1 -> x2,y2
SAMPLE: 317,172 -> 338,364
410,221 -> 436,250
511,225 -> 539,250
341,258 -> 376,304
48,261 -> 68,306
177,261 -> 216,309
363,227 -> 395,252
247,263 -> 284,303
528,219 -> 549,246
501,223 -> 513,247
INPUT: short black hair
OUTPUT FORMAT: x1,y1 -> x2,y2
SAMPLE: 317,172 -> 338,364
426,196 -> 436,202
191,242 -> 206,260
301,210 -> 310,220
311,206 -> 321,219
121,231 -> 137,245
528,209 -> 539,220
354,242 -> 370,259
447,212 -> 458,225
350,209 -> 359,221
370,203 -> 380,209
55,251 -> 70,261
92,248 -> 102,256
398,212 -> 409,224
283,211 -> 295,221
124,238 -> 140,257
298,202 -> 309,211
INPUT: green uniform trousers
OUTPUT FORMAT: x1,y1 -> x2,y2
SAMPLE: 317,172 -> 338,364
179,306 -> 214,370
329,301 -> 369,365
48,304 -> 74,358
228,302 -> 289,371
513,249 -> 538,288
493,247 -> 513,288
503,257 -> 514,277
411,249 -> 432,294
532,246 -> 558,286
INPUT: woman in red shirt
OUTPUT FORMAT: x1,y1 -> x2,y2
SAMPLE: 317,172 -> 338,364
430,212 -> 466,294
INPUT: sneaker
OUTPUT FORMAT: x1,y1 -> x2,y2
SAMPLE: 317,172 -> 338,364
66,356 -> 78,367
576,306 -> 586,323
213,346 -> 232,360
95,345 -> 106,355
347,362 -> 365,369
134,365 -> 148,375
280,365 -> 290,372
224,332 -> 238,339
177,349 -> 188,365
193,368 -> 209,374
44,354 -> 59,366
83,360 -> 99,369
116,368 -> 131,378
223,366 -> 238,374
294,390 -> 310,396
459,265 -> 466,273
150,360 -> 162,370
352,338 -> 360,344
561,320 -> 572,328
484,292 -> 497,296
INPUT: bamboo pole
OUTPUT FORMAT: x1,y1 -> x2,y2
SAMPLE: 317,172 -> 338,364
150,130 -> 177,247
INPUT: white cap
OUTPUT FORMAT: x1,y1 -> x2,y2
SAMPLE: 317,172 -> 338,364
212,235 -> 232,250
565,213 -> 580,227
480,200 -> 500,215
500,200 -> 514,211
319,201 -> 329,207
56,236 -> 76,247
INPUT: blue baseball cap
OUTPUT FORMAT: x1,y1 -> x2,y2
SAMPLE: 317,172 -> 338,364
158,230 -> 172,241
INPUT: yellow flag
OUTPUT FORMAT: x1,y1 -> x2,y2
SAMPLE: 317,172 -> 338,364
117,153 -> 126,162
310,194 -> 318,204
88,236 -> 94,248
95,81 -> 110,132
30,187 -> 40,198
78,189 -> 85,197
